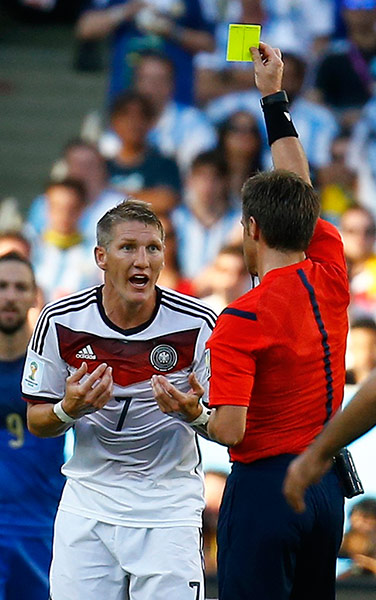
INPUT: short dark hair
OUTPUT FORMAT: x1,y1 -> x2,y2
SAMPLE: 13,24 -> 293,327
96,198 -> 165,248
110,90 -> 155,121
191,151 -> 229,178
341,204 -> 376,232
283,52 -> 307,80
45,177 -> 87,204
242,170 -> 320,252
351,317 -> 376,331
0,230 -> 31,256
351,497 -> 376,518
135,49 -> 175,77
218,243 -> 245,259
62,138 -> 100,157
0,251 -> 36,287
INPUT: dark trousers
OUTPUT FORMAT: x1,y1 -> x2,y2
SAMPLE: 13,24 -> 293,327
217,454 -> 344,600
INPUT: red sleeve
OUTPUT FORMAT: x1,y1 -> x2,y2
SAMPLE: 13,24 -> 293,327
307,218 -> 347,273
206,309 -> 259,408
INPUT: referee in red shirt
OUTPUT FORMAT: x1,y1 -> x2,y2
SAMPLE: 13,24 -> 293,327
152,41 -> 349,599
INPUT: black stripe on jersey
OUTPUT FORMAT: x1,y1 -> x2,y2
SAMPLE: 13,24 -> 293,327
194,432 -> 203,476
160,299 -> 216,331
23,392 -> 59,404
297,268 -> 334,424
161,288 -> 217,323
222,307 -> 257,321
37,296 -> 98,356
31,287 -> 98,354
161,290 -> 217,329
32,290 -> 99,355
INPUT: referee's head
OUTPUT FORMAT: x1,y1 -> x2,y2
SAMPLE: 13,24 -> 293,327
241,169 -> 320,253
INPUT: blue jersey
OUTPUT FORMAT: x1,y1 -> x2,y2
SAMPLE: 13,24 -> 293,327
0,356 -> 65,536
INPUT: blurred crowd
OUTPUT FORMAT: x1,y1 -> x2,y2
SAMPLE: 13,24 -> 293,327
4,0 -> 376,589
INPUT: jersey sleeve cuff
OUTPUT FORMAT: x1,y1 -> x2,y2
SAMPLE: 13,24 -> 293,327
23,393 -> 60,404
209,396 -> 250,408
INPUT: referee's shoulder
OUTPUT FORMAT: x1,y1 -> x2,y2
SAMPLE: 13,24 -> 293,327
219,289 -> 259,323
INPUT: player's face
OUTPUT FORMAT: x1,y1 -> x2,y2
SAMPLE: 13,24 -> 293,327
96,220 -> 164,309
0,261 -> 36,335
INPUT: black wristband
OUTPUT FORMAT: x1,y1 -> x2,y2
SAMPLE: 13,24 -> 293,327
260,90 -> 298,146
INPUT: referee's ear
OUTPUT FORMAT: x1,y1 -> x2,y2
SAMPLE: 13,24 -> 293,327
250,217 -> 260,242
95,246 -> 107,271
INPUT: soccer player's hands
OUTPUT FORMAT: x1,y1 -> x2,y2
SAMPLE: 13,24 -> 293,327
151,372 -> 204,422
283,449 -> 333,513
62,362 -> 113,419
251,41 -> 283,97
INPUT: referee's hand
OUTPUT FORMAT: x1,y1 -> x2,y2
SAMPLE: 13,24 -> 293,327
251,41 -> 283,98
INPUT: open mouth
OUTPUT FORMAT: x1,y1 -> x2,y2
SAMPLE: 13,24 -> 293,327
129,274 -> 149,288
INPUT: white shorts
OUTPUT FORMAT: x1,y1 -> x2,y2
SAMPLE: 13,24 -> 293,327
50,510 -> 205,600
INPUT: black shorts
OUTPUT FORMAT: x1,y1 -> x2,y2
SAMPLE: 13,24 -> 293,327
217,454 -> 344,600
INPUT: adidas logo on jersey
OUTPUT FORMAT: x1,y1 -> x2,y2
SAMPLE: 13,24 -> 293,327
76,345 -> 97,360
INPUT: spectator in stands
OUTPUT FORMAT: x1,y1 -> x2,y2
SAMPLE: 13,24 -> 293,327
75,0 -> 214,106
261,0 -> 335,58
157,214 -> 196,297
0,252 -> 65,600
172,151 -> 240,280
346,317 -> 376,385
339,498 -> 376,578
337,317 -> 376,545
195,0 -> 263,105
0,231 -> 44,327
0,230 -> 32,260
27,139 -> 123,245
313,0 -> 376,127
205,52 -> 339,175
133,50 -> 217,173
31,179 -> 101,303
340,204 -> 376,319
195,0 -> 333,106
200,244 -> 250,314
217,111 -> 263,205
319,132 -> 357,227
346,92 -> 376,216
107,91 -> 180,214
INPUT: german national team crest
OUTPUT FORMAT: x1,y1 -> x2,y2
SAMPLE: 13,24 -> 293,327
150,344 -> 178,372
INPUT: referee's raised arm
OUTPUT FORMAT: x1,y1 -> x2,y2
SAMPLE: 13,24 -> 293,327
251,42 -> 311,184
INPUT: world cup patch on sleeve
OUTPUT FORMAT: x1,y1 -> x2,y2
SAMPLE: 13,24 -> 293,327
23,357 -> 44,391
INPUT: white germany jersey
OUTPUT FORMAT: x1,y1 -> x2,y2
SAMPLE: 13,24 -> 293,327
22,285 -> 217,528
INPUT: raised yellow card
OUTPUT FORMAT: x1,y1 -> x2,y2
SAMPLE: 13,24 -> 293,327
226,24 -> 261,62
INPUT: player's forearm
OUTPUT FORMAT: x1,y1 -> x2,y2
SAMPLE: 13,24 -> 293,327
207,405 -> 247,446
76,6 -> 132,40
27,403 -> 72,438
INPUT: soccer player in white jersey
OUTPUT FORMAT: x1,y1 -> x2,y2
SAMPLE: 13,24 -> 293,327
21,199 -> 217,600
